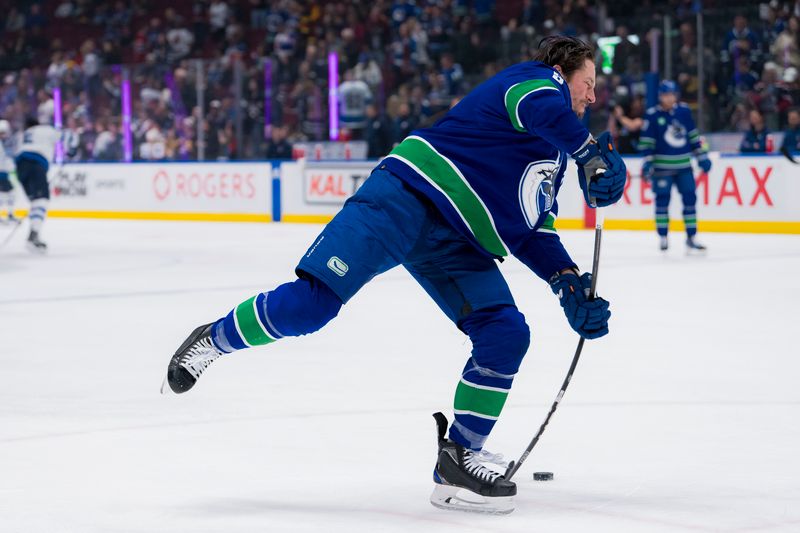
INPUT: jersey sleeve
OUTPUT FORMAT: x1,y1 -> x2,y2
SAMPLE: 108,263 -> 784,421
681,106 -> 705,155
505,78 -> 592,156
514,230 -> 577,282
638,110 -> 657,159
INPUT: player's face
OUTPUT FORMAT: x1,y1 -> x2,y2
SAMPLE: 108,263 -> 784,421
659,93 -> 677,108
566,59 -> 596,118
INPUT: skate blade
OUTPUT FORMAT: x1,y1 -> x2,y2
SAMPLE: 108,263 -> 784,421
160,374 -> 170,395
429,483 -> 514,515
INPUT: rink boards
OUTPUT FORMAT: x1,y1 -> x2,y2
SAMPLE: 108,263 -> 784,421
9,154 -> 800,233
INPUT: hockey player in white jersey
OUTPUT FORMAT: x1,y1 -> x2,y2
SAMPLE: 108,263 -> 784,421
0,120 -> 16,223
15,116 -> 60,253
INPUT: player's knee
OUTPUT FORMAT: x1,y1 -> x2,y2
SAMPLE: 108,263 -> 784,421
267,275 -> 342,336
460,305 -> 530,375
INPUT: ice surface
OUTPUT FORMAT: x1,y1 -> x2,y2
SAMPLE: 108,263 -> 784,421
1,219 -> 799,532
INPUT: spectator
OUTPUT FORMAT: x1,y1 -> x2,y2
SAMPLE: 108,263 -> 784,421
363,103 -> 392,158
723,15 -> 761,68
740,109 -> 769,153
608,94 -> 644,154
265,125 -> 292,159
780,107 -> 800,154
338,70 -> 372,132
771,16 -> 800,72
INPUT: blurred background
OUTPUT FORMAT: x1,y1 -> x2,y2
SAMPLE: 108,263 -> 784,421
0,0 -> 796,162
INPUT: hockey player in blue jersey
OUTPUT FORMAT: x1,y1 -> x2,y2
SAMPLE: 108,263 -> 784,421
163,36 -> 627,514
639,80 -> 712,252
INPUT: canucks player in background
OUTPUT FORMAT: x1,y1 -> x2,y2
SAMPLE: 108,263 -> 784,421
0,120 -> 16,223
163,36 -> 627,514
639,80 -> 712,252
15,116 -> 61,253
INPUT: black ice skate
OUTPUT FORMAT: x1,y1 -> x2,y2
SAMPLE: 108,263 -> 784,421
659,236 -> 668,251
429,412 -> 516,515
26,230 -> 47,254
686,236 -> 707,253
161,323 -> 223,394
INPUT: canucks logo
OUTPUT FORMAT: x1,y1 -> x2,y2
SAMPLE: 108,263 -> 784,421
518,156 -> 561,229
664,119 -> 688,148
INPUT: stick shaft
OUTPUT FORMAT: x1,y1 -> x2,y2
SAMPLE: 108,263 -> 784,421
505,210 -> 604,481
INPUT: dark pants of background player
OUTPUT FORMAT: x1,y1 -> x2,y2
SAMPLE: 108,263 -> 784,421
15,158 -> 50,200
651,168 -> 697,238
296,168 -> 530,450
0,172 -> 11,193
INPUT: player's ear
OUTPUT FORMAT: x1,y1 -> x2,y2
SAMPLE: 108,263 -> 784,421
553,65 -> 564,76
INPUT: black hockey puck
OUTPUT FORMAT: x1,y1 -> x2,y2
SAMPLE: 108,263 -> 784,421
533,472 -> 554,481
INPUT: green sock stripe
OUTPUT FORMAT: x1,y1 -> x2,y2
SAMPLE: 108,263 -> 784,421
454,380 -> 508,418
234,296 -> 276,346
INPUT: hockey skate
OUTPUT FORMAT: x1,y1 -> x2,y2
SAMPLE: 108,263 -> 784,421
26,230 -> 47,254
161,323 -> 222,394
429,412 -> 516,515
686,236 -> 707,253
659,236 -> 668,251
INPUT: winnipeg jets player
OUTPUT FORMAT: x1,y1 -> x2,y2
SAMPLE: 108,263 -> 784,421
163,36 -> 627,514
15,117 -> 60,252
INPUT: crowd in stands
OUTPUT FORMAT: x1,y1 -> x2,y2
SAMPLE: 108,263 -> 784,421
0,0 -> 799,161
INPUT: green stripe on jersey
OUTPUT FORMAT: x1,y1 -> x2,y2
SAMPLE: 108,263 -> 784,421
653,156 -> 691,166
454,379 -> 509,419
388,137 -> 508,256
538,213 -> 557,233
504,79 -> 559,132
234,296 -> 276,346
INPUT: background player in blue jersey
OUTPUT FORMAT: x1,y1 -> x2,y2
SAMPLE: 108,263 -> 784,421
639,80 -> 712,252
163,36 -> 627,514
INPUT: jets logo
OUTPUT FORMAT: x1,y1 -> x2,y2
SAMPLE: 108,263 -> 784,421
518,156 -> 561,229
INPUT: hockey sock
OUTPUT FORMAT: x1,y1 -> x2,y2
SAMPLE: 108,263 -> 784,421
29,198 -> 48,232
655,207 -> 669,237
450,306 -> 530,450
0,191 -> 13,216
683,206 -> 697,237
212,275 -> 342,353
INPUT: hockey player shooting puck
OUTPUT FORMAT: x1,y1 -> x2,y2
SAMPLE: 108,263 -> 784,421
533,472 -> 554,481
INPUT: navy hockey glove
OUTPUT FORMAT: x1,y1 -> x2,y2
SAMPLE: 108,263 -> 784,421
641,160 -> 653,181
697,153 -> 712,173
573,131 -> 627,208
549,270 -> 610,339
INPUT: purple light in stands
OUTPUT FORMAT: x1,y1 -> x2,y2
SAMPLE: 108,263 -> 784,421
122,76 -> 133,162
264,59 -> 272,139
53,87 -> 64,164
328,51 -> 339,141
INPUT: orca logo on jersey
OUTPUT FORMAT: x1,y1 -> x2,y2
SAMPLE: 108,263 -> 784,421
552,71 -> 564,85
518,156 -> 561,229
664,120 -> 688,148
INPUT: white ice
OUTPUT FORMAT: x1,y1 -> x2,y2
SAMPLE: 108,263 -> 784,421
1,219 -> 799,533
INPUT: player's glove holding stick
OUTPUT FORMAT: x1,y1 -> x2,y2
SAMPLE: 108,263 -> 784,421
573,131 -> 627,207
549,270 -> 610,339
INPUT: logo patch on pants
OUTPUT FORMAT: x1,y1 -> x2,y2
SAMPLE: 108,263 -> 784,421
327,256 -> 349,277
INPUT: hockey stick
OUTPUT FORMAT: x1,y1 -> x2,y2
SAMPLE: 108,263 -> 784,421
0,215 -> 26,250
780,145 -> 798,165
504,208 -> 605,481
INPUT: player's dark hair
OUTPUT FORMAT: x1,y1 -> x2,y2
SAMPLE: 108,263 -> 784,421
532,36 -> 595,78
24,116 -> 38,129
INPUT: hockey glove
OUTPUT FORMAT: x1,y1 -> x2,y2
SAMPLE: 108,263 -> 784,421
641,160 -> 653,181
573,131 -> 627,208
696,153 -> 712,173
549,270 -> 610,340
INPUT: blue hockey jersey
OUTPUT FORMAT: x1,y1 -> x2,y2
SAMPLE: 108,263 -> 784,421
638,103 -> 706,170
381,61 -> 593,280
